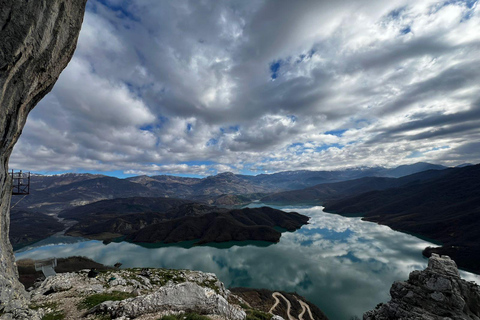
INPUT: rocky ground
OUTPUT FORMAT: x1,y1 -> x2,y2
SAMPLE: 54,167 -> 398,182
25,267 -> 282,320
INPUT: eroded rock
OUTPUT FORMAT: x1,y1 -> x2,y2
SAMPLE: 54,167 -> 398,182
364,254 -> 480,320
29,268 -> 246,320
96,282 -> 245,320
0,0 -> 87,317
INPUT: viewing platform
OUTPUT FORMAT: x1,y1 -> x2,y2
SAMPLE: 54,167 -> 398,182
10,170 -> 30,195
34,257 -> 57,278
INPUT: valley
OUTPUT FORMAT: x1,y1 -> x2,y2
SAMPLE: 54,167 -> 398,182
9,162 -> 480,319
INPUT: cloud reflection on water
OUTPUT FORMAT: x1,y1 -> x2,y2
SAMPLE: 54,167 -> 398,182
15,206 -> 480,320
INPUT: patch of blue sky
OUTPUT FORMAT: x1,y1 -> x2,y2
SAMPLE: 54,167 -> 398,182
269,60 -> 282,80
219,125 -> 240,133
296,54 -> 307,64
400,26 -> 411,35
295,49 -> 316,64
186,123 -> 193,132
206,138 -> 218,147
460,0 -> 478,21
94,0 -> 140,22
431,145 -> 450,151
407,145 -> 449,158
288,142 -> 304,148
406,151 -> 424,158
386,6 -> 407,19
181,160 -> 216,166
315,143 -> 343,152
441,0 -> 477,9
430,0 -> 477,17
325,129 -> 347,137
140,116 -> 168,132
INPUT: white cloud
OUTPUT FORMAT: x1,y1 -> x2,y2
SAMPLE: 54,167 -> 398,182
10,0 -> 480,176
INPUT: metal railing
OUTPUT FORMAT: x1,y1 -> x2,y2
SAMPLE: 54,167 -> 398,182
10,170 -> 30,195
34,257 -> 57,278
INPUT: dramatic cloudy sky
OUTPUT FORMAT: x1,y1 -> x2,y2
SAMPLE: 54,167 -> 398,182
10,0 -> 480,177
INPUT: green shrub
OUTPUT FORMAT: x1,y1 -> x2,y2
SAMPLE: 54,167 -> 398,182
78,291 -> 135,310
245,309 -> 272,320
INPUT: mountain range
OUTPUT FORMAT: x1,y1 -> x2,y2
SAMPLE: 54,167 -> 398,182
15,162 -> 447,214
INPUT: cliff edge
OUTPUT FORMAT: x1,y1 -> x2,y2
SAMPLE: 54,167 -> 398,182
0,0 -> 87,317
364,254 -> 480,320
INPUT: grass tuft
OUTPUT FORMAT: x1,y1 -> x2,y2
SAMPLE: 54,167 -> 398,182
78,291 -> 135,310
41,310 -> 65,320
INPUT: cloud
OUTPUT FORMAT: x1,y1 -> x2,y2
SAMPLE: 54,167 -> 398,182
10,0 -> 480,176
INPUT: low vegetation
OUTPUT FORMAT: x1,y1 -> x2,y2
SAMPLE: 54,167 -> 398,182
245,309 -> 272,320
159,313 -> 211,320
78,291 -> 135,310
29,302 -> 65,320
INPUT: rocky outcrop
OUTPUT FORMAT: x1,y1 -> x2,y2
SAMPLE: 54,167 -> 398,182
0,0 -> 87,316
95,282 -> 245,320
364,254 -> 480,320
29,268 -> 247,320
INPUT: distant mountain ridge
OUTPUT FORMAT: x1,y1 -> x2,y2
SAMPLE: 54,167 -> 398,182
262,167 -> 452,204
15,162 -> 447,213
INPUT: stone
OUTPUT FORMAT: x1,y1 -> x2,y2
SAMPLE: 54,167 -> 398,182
29,268 -> 248,320
364,254 -> 480,320
96,282 -> 246,320
0,0 -> 86,317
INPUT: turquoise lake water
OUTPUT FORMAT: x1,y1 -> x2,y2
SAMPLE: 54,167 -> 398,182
15,205 -> 480,320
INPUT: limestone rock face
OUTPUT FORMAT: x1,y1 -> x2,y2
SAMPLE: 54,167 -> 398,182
29,268 -> 246,320
96,282 -> 245,320
364,254 -> 480,320
0,0 -> 87,316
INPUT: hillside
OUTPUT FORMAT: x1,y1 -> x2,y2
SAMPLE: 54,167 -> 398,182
15,176 -> 156,213
324,164 -> 480,272
9,210 -> 64,250
58,196 -> 192,221
126,206 -> 309,244
60,197 -> 309,244
262,168 -> 451,204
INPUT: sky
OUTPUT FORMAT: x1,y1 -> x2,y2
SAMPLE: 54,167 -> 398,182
10,0 -> 480,177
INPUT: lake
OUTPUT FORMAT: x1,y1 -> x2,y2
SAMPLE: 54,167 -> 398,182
15,205 -> 480,320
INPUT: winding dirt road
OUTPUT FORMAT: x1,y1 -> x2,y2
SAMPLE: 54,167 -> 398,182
268,292 -> 314,320
297,297 -> 314,320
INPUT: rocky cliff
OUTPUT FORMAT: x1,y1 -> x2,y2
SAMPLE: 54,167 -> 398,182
0,0 -> 87,317
364,254 -> 480,320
